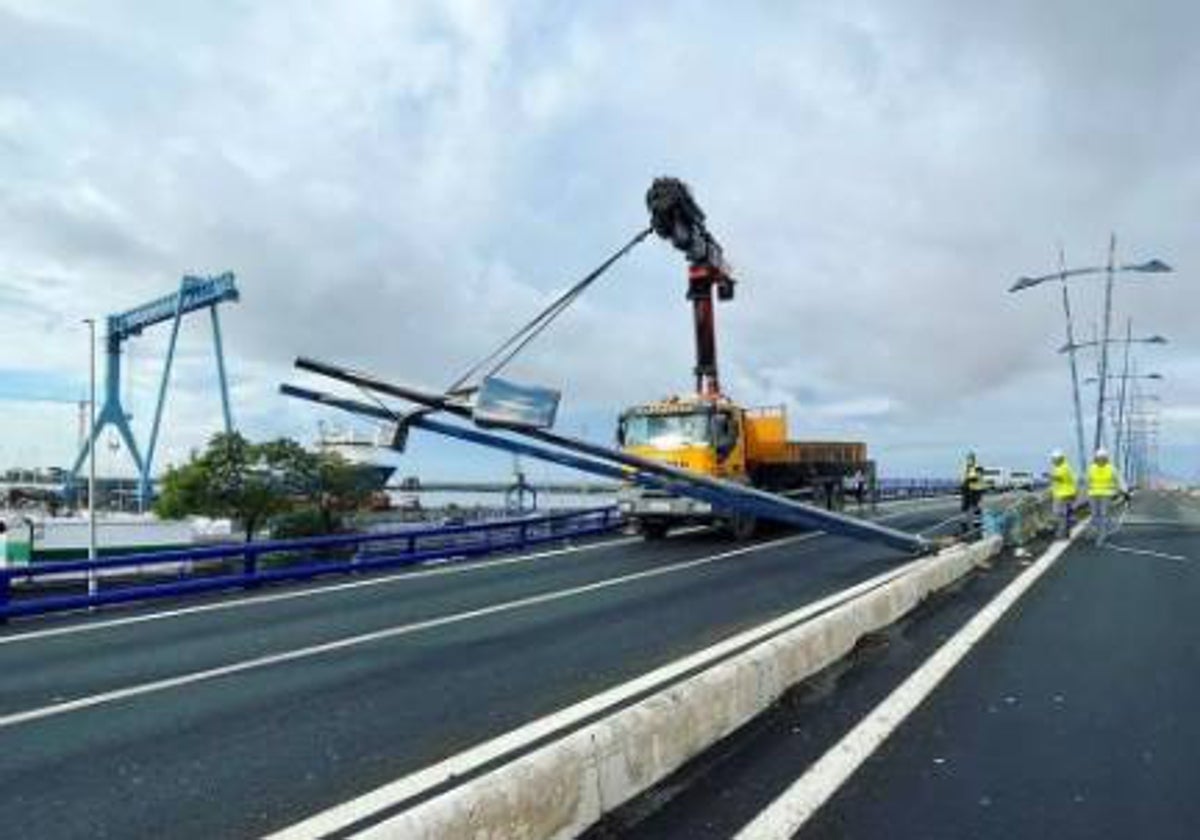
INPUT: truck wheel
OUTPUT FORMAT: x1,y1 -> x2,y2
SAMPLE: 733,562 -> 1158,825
822,483 -> 845,511
640,520 -> 670,540
725,512 -> 758,541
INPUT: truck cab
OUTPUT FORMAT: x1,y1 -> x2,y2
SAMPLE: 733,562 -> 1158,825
616,396 -> 751,538
618,397 -> 747,479
616,397 -> 869,539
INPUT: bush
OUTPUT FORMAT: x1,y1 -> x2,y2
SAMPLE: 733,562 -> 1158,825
270,507 -> 342,540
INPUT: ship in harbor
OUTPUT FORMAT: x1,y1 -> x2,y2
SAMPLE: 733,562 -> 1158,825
314,422 -> 398,491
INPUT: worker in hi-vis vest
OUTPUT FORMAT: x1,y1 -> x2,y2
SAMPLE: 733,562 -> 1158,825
1086,448 -> 1125,544
1048,450 -> 1078,539
960,451 -> 985,531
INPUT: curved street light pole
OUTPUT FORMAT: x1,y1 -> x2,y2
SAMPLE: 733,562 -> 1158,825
1061,328 -> 1166,467
1012,239 -> 1170,465
1113,319 -> 1133,469
1058,247 -> 1088,474
1095,235 -> 1118,454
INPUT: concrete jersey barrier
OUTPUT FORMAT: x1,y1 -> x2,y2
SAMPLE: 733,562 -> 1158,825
347,537 -> 1001,839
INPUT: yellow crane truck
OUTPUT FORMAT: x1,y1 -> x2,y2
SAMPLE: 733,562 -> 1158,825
617,178 -> 873,539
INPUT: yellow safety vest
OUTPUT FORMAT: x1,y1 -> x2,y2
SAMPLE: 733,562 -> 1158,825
1087,462 -> 1119,498
1050,462 -> 1077,500
963,463 -> 984,492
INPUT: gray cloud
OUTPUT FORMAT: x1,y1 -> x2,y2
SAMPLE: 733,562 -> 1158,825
1,0 -> 1196,479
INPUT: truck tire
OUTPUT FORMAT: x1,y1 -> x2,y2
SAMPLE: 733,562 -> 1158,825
640,520 -> 670,540
821,482 -> 845,511
724,512 -> 758,541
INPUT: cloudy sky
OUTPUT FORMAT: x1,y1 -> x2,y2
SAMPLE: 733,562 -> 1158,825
1,0 -> 1197,484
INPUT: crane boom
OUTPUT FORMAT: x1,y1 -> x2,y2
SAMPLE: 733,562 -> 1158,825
645,178 -> 736,397
108,273 -> 239,343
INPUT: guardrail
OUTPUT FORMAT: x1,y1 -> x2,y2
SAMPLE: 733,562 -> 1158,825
874,479 -> 1049,501
874,478 -> 961,500
0,507 -> 621,622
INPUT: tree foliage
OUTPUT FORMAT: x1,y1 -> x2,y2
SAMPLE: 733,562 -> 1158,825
155,432 -> 373,541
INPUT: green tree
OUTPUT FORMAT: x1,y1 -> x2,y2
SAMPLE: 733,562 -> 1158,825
156,432 -> 298,542
155,432 -> 374,541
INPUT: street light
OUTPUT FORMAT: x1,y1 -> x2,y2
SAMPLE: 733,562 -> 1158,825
1010,246 -> 1089,471
1060,325 -> 1167,468
83,317 -> 97,601
1094,238 -> 1170,455
1058,334 -> 1167,353
1122,365 -> 1165,486
1009,260 -> 1172,292
1117,323 -> 1163,471
1083,373 -> 1163,384
1012,236 -> 1172,455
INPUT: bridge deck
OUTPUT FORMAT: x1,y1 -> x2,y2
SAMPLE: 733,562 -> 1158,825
0,501 -> 955,839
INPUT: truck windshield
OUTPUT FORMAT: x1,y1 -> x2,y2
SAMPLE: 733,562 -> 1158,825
622,412 -> 711,448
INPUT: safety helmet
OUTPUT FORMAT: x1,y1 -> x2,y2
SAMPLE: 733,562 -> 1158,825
1095,448 -> 1109,460
1051,449 -> 1064,461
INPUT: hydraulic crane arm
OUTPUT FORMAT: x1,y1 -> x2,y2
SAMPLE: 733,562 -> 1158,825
645,178 -> 736,397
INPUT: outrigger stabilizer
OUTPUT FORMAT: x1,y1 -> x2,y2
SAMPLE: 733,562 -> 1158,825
281,357 -> 931,555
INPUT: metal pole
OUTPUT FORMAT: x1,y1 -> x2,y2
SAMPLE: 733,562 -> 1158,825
1093,233 -> 1117,453
85,318 -> 98,599
142,280 -> 188,509
1058,246 -> 1088,472
210,305 -> 234,433
1113,318 -> 1133,472
1134,384 -> 1143,487
286,359 -> 930,553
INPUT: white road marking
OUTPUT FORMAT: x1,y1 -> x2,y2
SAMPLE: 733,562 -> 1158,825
0,533 -> 821,731
1104,544 -> 1196,565
869,497 -> 958,517
918,512 -> 968,534
0,502 -> 948,647
268,548 -> 937,839
0,535 -> 640,647
734,523 -> 1085,840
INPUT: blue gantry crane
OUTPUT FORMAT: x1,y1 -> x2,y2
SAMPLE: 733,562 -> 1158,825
68,272 -> 240,508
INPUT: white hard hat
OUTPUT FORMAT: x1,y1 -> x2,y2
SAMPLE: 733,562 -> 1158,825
1051,449 -> 1064,460
1095,448 -> 1109,459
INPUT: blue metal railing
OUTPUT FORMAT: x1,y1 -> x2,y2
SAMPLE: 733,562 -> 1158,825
0,507 -> 621,621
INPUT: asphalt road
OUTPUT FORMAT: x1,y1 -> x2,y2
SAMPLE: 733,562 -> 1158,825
604,491 -> 1200,840
801,491 -> 1200,840
0,500 -> 958,839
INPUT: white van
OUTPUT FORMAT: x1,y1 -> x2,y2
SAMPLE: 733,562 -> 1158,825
980,467 -> 1010,492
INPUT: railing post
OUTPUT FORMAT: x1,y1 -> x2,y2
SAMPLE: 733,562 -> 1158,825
243,547 -> 259,589
0,570 -> 10,624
